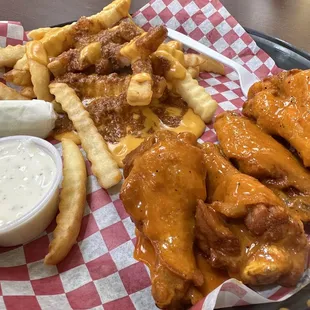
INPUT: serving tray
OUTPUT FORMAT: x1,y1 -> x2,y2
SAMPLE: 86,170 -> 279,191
246,28 -> 310,70
51,22 -> 310,310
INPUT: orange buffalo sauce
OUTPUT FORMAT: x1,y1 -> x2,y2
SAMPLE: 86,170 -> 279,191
196,252 -> 229,296
134,230 -> 229,300
134,229 -> 156,270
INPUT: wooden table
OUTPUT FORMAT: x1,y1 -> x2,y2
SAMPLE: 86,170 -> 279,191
1,0 -> 309,53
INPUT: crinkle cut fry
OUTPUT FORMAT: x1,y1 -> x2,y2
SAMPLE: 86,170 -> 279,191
0,45 -> 25,68
121,26 -> 167,106
48,18 -> 143,77
87,0 -> 131,31
48,42 -> 102,77
26,40 -> 54,101
28,27 -> 53,40
152,50 -> 217,123
40,0 -> 131,57
54,72 -> 131,99
20,86 -> 36,99
120,25 -> 167,62
184,53 -> 225,75
49,82 -> 122,189
54,72 -> 165,104
157,43 -> 185,66
14,54 -> 29,70
0,82 -> 27,100
127,58 -> 154,106
187,66 -> 200,79
44,139 -> 87,265
174,71 -> 217,123
3,69 -> 32,87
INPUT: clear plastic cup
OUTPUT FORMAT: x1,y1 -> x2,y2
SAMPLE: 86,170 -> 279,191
0,136 -> 62,246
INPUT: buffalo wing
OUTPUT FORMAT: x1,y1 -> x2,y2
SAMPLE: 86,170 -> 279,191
243,69 -> 310,167
214,112 -> 310,222
121,131 -> 206,308
196,143 -> 308,286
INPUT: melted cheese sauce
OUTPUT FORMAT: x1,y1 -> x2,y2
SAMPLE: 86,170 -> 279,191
0,139 -> 56,227
132,73 -> 152,83
108,106 -> 205,166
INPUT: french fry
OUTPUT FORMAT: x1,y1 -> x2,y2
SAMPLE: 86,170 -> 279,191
54,131 -> 81,145
152,50 -> 217,123
40,25 -> 74,57
3,69 -> 32,86
52,100 -> 65,114
152,75 -> 167,99
0,45 -> 25,68
157,43 -> 185,66
79,42 -> 102,65
152,50 -> 186,80
28,27 -> 53,40
0,82 -> 27,100
184,53 -> 205,68
44,139 -> 87,265
127,59 -> 153,106
127,74 -> 153,106
41,0 -> 130,57
166,40 -> 183,51
14,54 -> 29,70
26,41 -> 54,101
184,54 -> 225,75
174,71 -> 217,123
199,55 -> 225,75
120,26 -> 167,62
48,42 -> 102,77
187,66 -> 200,79
87,0 -> 131,31
47,57 -> 68,77
20,86 -> 36,99
49,83 -> 122,188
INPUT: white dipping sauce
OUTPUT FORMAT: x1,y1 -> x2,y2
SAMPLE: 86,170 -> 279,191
0,139 -> 56,227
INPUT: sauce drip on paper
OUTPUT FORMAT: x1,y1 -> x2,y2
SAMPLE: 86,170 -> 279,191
134,230 -> 229,297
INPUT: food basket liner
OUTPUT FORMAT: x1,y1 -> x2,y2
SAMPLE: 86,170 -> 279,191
0,1 -> 309,309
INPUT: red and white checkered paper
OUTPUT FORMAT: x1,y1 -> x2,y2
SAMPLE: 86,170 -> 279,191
0,1 -> 309,309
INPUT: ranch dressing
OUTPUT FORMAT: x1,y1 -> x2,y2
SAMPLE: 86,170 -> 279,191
0,139 -> 56,227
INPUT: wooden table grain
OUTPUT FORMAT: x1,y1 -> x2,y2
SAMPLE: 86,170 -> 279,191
0,0 -> 309,52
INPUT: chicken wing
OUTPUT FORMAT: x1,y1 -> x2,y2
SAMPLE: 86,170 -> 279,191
121,131 -> 206,307
243,69 -> 310,167
135,230 -> 193,309
196,142 -> 308,286
214,112 -> 310,221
